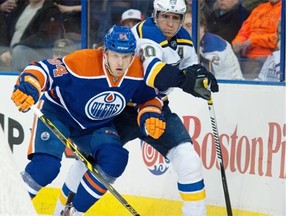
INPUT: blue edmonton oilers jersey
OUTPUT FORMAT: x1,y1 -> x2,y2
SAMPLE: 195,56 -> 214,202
24,48 -> 159,129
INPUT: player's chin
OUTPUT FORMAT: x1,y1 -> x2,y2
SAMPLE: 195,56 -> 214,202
116,70 -> 124,76
164,31 -> 176,39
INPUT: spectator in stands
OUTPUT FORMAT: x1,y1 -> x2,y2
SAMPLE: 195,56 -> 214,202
205,0 -> 217,8
184,0 -> 213,17
200,0 -> 213,17
232,0 -> 281,79
0,0 -> 16,12
109,1 -> 151,25
242,0 -> 267,11
120,8 -> 143,28
110,1 -> 132,25
88,1 -> 151,49
183,11 -> 192,37
255,19 -> 281,82
52,38 -> 77,59
0,0 -> 17,71
0,0 -> 63,72
185,0 -> 192,12
53,0 -> 81,49
199,12 -> 244,80
207,0 -> 250,44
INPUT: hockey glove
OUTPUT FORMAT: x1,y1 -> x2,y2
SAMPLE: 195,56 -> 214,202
181,64 -> 219,100
137,106 -> 166,139
11,74 -> 41,112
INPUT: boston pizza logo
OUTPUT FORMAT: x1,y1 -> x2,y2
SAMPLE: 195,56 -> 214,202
141,141 -> 170,175
85,91 -> 126,120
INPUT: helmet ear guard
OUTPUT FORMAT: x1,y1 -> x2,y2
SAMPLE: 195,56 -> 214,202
104,25 -> 136,54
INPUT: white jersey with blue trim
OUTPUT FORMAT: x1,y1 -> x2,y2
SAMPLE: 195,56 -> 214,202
200,32 -> 244,80
131,17 -> 199,97
256,50 -> 280,81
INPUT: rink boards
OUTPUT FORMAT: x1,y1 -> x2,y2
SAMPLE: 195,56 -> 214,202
0,75 -> 285,216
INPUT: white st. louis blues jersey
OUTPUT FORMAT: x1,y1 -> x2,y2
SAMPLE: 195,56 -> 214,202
131,17 -> 199,96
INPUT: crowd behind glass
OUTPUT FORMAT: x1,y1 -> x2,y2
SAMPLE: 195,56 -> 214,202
0,0 -> 284,83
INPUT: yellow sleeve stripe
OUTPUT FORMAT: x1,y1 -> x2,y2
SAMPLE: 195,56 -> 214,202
159,40 -> 168,47
147,62 -> 166,88
179,190 -> 206,201
177,38 -> 193,45
137,21 -> 145,38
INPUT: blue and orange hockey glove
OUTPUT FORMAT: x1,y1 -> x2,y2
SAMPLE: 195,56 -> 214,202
11,74 -> 41,112
137,106 -> 166,139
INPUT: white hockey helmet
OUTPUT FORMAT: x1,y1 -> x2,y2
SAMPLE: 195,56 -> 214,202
153,0 -> 187,15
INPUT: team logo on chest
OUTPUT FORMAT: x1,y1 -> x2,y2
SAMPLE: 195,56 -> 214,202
85,91 -> 126,120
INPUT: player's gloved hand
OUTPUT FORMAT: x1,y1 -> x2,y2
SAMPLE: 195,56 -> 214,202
137,106 -> 166,139
11,74 -> 41,112
181,64 -> 219,100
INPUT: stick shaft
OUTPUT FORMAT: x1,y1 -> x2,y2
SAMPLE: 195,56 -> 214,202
203,78 -> 232,215
30,105 -> 140,216
207,101 -> 232,216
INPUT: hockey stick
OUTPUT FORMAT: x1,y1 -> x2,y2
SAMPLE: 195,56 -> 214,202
30,105 -> 141,216
203,80 -> 233,216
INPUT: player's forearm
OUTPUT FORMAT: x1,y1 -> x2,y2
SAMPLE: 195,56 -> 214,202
150,63 -> 185,89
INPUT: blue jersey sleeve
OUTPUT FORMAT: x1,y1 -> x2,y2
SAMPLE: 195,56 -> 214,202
131,81 -> 159,105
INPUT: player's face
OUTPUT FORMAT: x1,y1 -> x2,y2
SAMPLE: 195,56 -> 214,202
106,50 -> 133,77
156,12 -> 182,40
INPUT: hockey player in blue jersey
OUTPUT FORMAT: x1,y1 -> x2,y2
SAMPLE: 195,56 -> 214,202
10,25 -> 167,215
55,0 -> 219,215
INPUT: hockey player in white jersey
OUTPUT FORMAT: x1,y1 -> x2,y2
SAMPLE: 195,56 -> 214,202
55,0 -> 219,215
117,1 -> 218,214
198,12 -> 244,80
